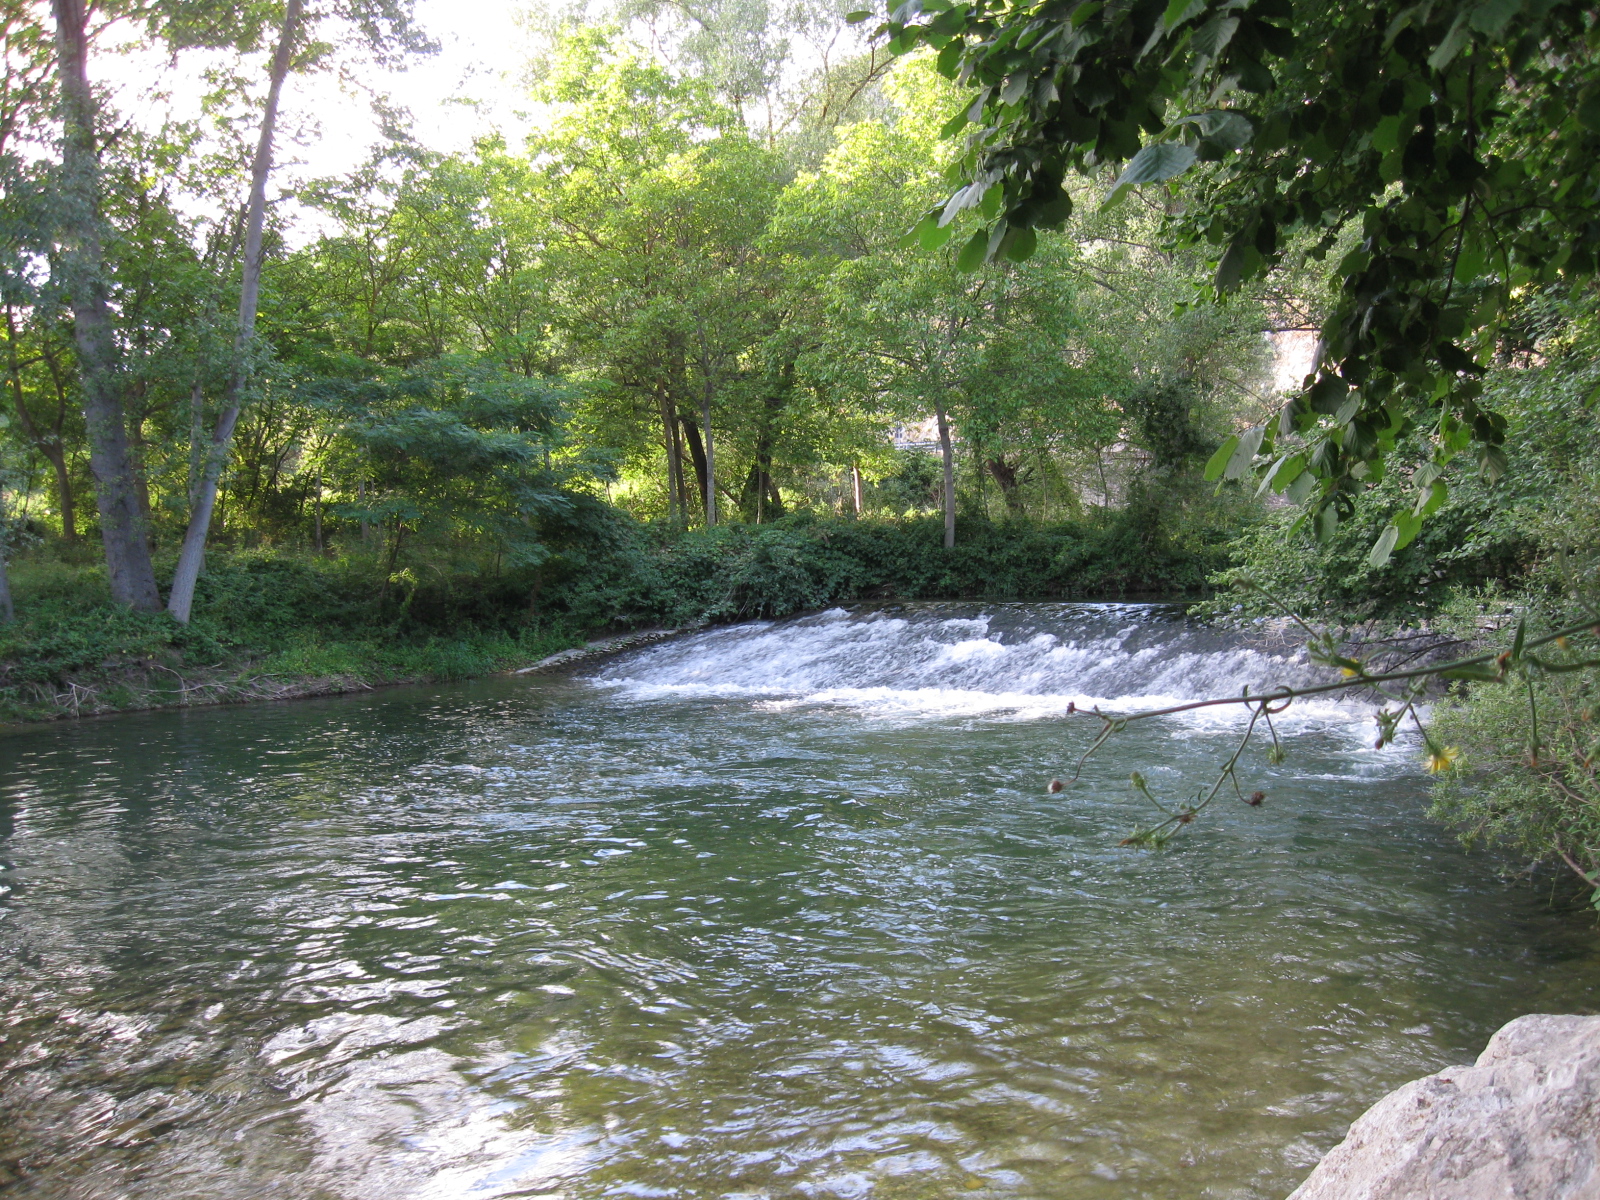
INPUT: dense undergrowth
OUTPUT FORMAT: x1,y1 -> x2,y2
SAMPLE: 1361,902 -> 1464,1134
1214,287 -> 1600,901
0,507 -> 1228,724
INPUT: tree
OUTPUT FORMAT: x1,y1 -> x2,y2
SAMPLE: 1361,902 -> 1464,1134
50,0 -> 163,609
40,0 -> 428,614
324,356 -> 604,592
781,58 -> 1121,543
166,0 -> 303,624
530,32 -> 786,527
876,0 -> 1600,560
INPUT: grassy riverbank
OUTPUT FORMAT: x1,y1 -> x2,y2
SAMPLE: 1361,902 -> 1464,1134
0,512 -> 1227,725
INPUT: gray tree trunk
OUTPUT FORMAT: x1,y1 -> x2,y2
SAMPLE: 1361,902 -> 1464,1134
0,552 -> 12,624
934,399 -> 955,549
701,382 -> 716,527
52,0 -> 161,610
168,0 -> 302,624
658,389 -> 684,527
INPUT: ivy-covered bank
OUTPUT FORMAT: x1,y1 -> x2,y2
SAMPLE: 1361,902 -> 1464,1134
0,510 -> 1228,724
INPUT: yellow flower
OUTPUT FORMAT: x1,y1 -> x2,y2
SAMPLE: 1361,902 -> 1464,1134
1340,667 -> 1360,678
1425,746 -> 1462,773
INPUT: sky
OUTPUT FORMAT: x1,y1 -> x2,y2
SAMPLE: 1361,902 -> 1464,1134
308,0 -> 540,165
96,0 -> 546,237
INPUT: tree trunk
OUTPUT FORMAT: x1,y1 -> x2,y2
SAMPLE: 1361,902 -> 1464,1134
658,387 -> 684,527
0,551 -> 12,623
933,398 -> 955,549
46,444 -> 73,539
851,463 -> 863,516
312,467 -> 324,554
187,379 -> 205,508
52,0 -> 161,610
985,455 -> 1026,516
167,0 -> 302,624
679,415 -> 708,520
700,380 -> 716,527
740,365 -> 791,524
741,457 -> 784,523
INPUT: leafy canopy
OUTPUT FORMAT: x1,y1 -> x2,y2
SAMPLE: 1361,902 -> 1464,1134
872,0 -> 1600,560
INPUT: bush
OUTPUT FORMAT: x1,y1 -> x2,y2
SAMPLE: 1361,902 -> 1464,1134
0,509 -> 1226,722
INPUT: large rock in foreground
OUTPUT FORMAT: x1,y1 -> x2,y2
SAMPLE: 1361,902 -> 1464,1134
1289,1014 -> 1600,1199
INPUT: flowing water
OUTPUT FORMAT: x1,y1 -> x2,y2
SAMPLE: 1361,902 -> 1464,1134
2,603 -> 1598,1200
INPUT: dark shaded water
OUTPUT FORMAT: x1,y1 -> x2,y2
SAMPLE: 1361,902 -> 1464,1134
2,605 -> 1597,1199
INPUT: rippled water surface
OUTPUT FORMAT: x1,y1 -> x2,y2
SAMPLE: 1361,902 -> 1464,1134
3,604 -> 1598,1200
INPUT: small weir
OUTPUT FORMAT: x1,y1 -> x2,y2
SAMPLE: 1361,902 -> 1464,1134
2,604 -> 1597,1199
592,603 -> 1341,719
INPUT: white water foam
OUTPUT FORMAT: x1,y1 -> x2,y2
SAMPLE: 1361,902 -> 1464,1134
588,604 -> 1376,732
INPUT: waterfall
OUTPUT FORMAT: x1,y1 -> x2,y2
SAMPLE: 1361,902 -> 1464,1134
588,603 -> 1363,726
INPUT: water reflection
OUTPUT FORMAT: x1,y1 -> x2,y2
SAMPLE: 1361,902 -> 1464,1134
1,606 -> 1598,1199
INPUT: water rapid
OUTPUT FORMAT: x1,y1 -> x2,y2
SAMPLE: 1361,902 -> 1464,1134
2,603 -> 1596,1200
594,603 -> 1351,725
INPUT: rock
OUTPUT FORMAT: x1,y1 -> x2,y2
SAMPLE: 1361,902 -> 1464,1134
513,627 -> 686,674
1288,1014 -> 1600,1200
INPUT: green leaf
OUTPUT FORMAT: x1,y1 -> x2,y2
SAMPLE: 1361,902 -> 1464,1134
956,227 -> 989,272
1427,10 -> 1473,70
1225,425 -> 1265,479
1370,115 -> 1403,154
1314,503 -> 1339,543
1162,0 -> 1206,30
1286,468 -> 1317,504
1204,435 -> 1239,482
1190,14 -> 1239,58
1177,110 -> 1255,151
1100,182 -> 1133,211
936,41 -> 965,80
845,8 -> 873,22
1479,442 -> 1509,484
1415,479 -> 1448,517
1262,452 -> 1306,494
1203,112 -> 1254,151
1393,511 -> 1423,551
1215,236 -> 1262,290
1468,0 -> 1521,35
917,214 -> 956,251
1369,523 -> 1400,568
980,182 -> 1003,220
1111,141 -> 1197,191
1003,224 -> 1038,262
1578,86 -> 1600,134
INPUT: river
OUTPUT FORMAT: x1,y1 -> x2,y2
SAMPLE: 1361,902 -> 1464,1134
2,603 -> 1597,1199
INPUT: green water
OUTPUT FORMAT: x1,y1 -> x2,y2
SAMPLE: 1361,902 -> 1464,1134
2,614 -> 1598,1199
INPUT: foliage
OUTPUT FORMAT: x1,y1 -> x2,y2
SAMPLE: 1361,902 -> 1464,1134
879,0 -> 1600,560
551,508 -> 1230,630
1215,285 -> 1600,623
1430,658 -> 1600,894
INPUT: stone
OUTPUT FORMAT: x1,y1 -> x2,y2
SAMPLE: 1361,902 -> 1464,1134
1288,1014 -> 1600,1200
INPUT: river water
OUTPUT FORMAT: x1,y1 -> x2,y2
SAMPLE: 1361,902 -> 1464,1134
2,603 -> 1597,1200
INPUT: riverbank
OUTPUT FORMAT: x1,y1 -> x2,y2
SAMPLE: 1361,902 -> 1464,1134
1,514 -> 1230,727
0,629 -> 589,725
